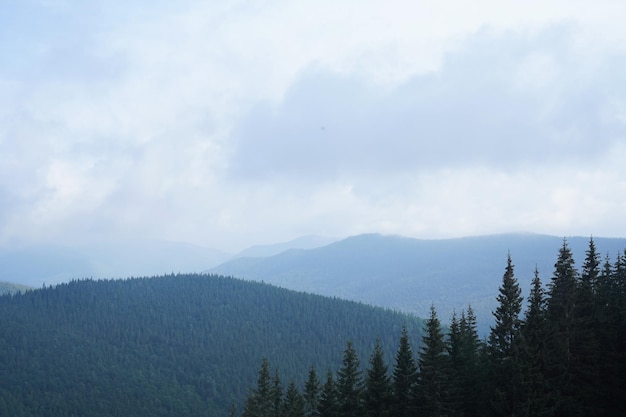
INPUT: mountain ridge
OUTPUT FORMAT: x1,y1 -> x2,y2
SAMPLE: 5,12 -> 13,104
209,232 -> 626,333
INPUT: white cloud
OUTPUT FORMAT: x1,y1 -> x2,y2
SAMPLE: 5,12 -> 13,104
1,0 -> 625,250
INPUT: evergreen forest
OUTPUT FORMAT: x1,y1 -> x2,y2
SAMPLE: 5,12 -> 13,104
0,238 -> 624,416
239,238 -> 625,417
0,273 -> 424,416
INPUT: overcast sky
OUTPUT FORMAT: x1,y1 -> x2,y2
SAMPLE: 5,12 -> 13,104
1,0 -> 625,252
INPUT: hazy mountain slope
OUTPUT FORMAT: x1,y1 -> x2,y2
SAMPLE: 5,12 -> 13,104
0,274 -> 424,417
210,233 -> 626,333
0,240 -> 231,287
0,281 -> 32,295
235,235 -> 338,258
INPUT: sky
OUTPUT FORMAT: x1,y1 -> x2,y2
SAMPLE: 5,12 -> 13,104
1,0 -> 625,252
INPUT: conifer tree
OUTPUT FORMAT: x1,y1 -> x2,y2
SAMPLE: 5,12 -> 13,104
519,267 -> 551,416
415,305 -> 450,417
391,325 -> 417,417
546,239 -> 580,416
304,366 -> 320,417
363,339 -> 392,417
446,312 -> 463,416
273,369 -> 284,417
283,380 -> 306,417
571,238 -> 601,415
488,253 -> 524,416
336,341 -> 362,417
243,358 -> 274,417
458,306 -> 482,417
318,371 -> 337,417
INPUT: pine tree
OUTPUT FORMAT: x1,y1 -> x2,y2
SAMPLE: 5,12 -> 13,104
446,312 -> 463,416
415,305 -> 450,417
283,380 -> 306,417
243,358 -> 274,417
391,325 -> 417,417
458,306 -> 482,417
570,238 -> 601,415
488,253 -> 524,416
546,239 -> 580,416
304,366 -> 320,417
318,371 -> 337,417
519,267 -> 551,416
336,341 -> 362,417
272,369 -> 284,417
363,339 -> 392,417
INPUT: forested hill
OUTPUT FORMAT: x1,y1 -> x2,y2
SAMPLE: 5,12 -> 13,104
210,233 -> 626,332
0,274 -> 424,417
0,281 -> 32,295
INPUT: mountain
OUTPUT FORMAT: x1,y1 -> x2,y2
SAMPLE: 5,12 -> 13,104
0,240 -> 231,287
0,274 -> 424,417
235,235 -> 338,258
210,233 -> 626,333
0,281 -> 32,295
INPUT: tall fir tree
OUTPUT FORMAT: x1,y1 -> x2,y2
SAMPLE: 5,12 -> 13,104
304,366 -> 321,417
243,358 -> 274,417
391,325 -> 417,417
519,267 -> 551,416
363,339 -> 392,417
488,253 -> 524,417
415,305 -> 450,417
546,239 -> 580,416
570,238 -> 601,415
283,380 -> 306,417
318,371 -> 337,417
272,369 -> 284,417
458,306 -> 482,417
336,341 -> 362,417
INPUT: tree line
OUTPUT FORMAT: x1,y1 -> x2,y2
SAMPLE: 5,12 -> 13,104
240,238 -> 626,417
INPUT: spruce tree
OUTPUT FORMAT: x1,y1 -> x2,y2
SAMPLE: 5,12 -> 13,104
571,238 -> 601,415
363,339 -> 392,417
336,341 -> 362,417
283,380 -> 306,417
391,326 -> 417,417
458,306 -> 482,417
520,267 -> 551,416
243,358 -> 274,417
304,366 -> 321,417
318,371 -> 337,417
488,253 -> 524,416
415,305 -> 450,417
546,239 -> 580,416
272,369 -> 284,417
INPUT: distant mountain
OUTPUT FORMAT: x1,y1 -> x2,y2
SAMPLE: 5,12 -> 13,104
0,240 -> 231,287
210,233 -> 626,333
0,274 -> 424,417
0,281 -> 32,295
235,235 -> 338,258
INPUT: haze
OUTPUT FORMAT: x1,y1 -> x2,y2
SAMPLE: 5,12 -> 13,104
1,0 -> 625,252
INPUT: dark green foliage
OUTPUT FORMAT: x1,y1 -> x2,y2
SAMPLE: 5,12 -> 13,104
283,380 -> 306,417
243,358 -> 274,417
546,240 -> 580,415
363,339 -> 392,417
488,253 -> 525,416
304,367 -> 321,417
336,341 -> 363,417
391,326 -> 417,417
415,305 -> 450,417
0,274 -> 424,417
519,267 -> 551,416
318,371 -> 338,417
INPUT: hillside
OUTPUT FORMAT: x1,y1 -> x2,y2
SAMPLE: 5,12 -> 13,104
0,281 -> 32,295
210,233 -> 626,333
0,274 -> 424,417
